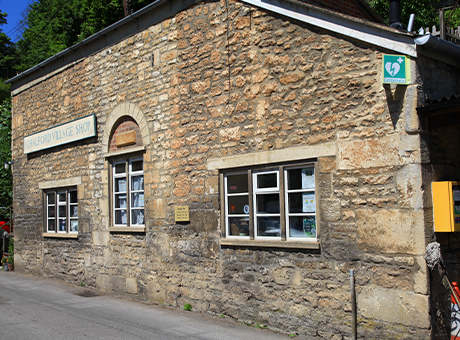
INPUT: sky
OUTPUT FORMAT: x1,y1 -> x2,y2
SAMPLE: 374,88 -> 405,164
0,0 -> 34,42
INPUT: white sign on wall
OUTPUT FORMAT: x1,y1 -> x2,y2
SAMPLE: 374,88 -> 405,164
24,114 -> 96,154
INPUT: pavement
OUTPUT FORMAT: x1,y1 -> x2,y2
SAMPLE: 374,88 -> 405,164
0,270 -> 292,340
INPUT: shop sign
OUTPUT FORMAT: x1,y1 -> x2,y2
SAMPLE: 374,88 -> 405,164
24,114 -> 96,154
382,54 -> 410,85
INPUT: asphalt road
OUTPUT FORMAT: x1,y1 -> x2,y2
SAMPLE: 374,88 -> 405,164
0,270 -> 290,340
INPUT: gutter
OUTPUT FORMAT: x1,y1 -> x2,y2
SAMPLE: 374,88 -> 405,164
414,34 -> 460,68
6,0 -> 170,85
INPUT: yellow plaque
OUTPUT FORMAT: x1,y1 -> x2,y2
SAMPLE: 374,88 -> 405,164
175,206 -> 190,222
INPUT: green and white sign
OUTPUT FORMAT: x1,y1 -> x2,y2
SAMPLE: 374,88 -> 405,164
382,54 -> 410,84
24,114 -> 96,154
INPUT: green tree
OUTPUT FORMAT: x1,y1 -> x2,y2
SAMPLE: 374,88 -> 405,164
16,0 -> 157,72
0,98 -> 12,208
0,9 -> 16,102
366,0 -> 460,32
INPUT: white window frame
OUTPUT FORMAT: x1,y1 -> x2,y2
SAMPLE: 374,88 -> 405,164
284,166 -> 316,241
45,188 -> 78,234
253,170 -> 281,240
112,157 -> 144,227
224,172 -> 250,238
223,162 -> 318,244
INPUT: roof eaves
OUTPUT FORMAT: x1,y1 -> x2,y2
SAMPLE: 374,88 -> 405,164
241,0 -> 417,57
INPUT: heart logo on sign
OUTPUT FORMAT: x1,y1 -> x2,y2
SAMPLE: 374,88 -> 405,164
385,62 -> 400,77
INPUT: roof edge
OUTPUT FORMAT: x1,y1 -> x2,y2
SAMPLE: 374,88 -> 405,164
242,0 -> 417,57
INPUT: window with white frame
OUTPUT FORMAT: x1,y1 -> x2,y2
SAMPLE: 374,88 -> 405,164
45,188 -> 78,234
112,158 -> 144,226
224,164 -> 317,242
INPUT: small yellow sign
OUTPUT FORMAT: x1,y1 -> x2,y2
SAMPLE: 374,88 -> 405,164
175,206 -> 190,222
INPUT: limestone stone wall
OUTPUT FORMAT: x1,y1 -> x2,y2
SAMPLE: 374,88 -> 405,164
10,0 -> 443,338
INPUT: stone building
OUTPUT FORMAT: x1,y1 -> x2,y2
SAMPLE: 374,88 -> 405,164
7,0 -> 460,338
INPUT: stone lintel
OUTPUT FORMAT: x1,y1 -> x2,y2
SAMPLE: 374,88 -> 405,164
39,176 -> 82,189
207,143 -> 336,170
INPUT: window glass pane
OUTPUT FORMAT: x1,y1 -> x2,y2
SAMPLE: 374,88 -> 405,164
131,160 -> 143,172
58,205 -> 66,218
115,163 -> 126,174
227,174 -> 248,194
47,193 -> 55,204
70,206 -> 78,218
59,218 -> 66,232
69,190 -> 77,203
288,168 -> 314,190
257,217 -> 280,237
228,195 -> 249,215
289,193 -> 316,213
115,210 -> 127,225
289,216 -> 316,238
58,192 -> 66,202
48,206 -> 55,218
256,194 -> 279,214
115,178 -> 127,193
48,219 -> 56,231
131,193 -> 144,208
228,217 -> 249,236
131,175 -> 144,191
132,209 -> 144,225
115,194 -> 126,209
257,173 -> 277,189
70,220 -> 78,232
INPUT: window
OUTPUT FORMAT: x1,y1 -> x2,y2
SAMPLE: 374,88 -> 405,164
112,158 -> 144,226
224,163 -> 317,243
45,188 -> 78,234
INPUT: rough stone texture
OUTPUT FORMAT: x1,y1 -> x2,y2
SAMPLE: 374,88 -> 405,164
10,0 -> 460,339
358,285 -> 430,328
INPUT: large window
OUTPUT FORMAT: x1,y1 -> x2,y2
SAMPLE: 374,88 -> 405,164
224,164 -> 317,242
112,158 -> 144,226
45,188 -> 78,234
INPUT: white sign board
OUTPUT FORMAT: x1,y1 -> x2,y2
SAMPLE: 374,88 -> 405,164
24,114 -> 96,154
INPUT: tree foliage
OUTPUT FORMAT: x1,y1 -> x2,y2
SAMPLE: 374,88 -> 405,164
366,0 -> 460,32
16,0 -> 157,72
0,98 -> 12,208
0,10 -> 16,102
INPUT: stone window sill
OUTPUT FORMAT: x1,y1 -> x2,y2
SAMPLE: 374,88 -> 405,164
109,226 -> 146,233
219,239 -> 320,249
43,233 -> 78,239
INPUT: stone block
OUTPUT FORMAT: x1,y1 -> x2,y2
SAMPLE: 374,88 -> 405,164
338,136 -> 402,169
126,277 -> 138,294
396,164 -> 423,209
414,255 -> 429,295
357,209 -> 425,254
96,274 -> 112,292
147,281 -> 166,303
92,231 -> 109,246
320,199 -> 341,222
147,198 -> 165,219
358,285 -> 429,329
189,210 -> 218,232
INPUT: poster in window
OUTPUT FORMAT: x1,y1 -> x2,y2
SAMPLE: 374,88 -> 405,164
118,179 -> 126,192
118,195 -> 126,209
301,169 -> 315,189
139,194 -> 144,207
302,193 -> 315,212
70,220 -> 78,232
303,217 -> 316,238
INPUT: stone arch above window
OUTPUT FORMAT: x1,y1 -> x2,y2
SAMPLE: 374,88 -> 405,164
102,102 -> 150,154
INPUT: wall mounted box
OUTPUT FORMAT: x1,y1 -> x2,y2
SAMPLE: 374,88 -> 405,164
432,181 -> 460,232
